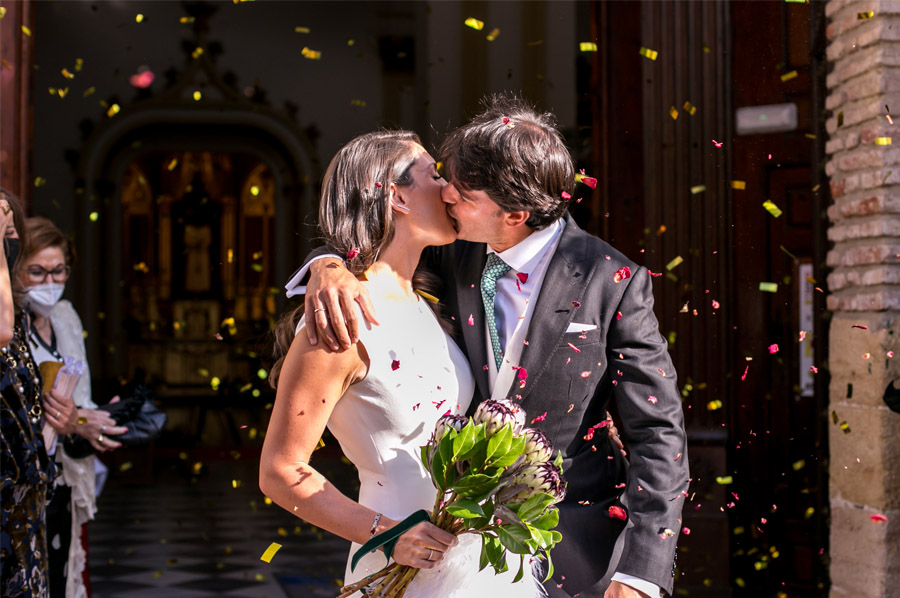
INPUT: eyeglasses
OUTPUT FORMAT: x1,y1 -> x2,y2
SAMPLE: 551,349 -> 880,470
26,265 -> 70,284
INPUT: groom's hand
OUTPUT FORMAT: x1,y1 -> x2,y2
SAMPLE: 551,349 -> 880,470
605,581 -> 651,598
305,257 -> 378,350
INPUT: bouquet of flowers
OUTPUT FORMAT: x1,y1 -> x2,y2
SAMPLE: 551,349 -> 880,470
338,399 -> 566,597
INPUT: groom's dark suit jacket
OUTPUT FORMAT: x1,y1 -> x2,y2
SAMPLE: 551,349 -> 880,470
427,213 -> 689,597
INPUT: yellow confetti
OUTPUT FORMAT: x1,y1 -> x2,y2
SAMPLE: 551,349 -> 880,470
135,13 -> 144,23
804,507 -> 815,519
232,479 -> 243,488
89,211 -> 99,222
792,459 -> 806,471
294,26 -> 310,34
133,262 -> 149,273
875,137 -> 892,145
107,103 -> 121,118
707,400 -> 723,411
264,497 -> 273,505
715,476 -> 733,485
61,68 -> 74,79
254,574 -> 266,582
57,88 -> 69,98
639,46 -> 658,60
193,90 -> 202,101
277,527 -> 289,537
683,101 -> 697,115
74,58 -> 83,72
736,578 -> 746,588
464,17 -> 484,31
301,47 -> 322,60
486,28 -> 500,41
858,11 -> 874,19
34,176 -> 46,187
180,16 -> 195,24
0,7 -> 6,19
669,106 -> 679,120
731,180 -> 746,190
780,70 -> 798,82
804,133 -> 816,140
167,158 -> 178,171
690,184 -> 706,195
350,99 -> 366,107
119,462 -> 133,472
763,199 -> 783,218
260,542 -> 282,563
211,376 -> 221,390
759,282 -> 778,293
579,42 -> 598,52
192,462 -> 204,474
249,427 -> 258,440
249,185 -> 260,196
192,47 -> 204,59
22,25 -> 31,36
840,421 -> 851,433
666,256 -> 683,271
83,87 -> 95,97
257,368 -> 268,380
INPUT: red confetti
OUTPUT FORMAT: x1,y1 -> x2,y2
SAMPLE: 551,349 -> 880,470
616,311 -> 623,320
412,403 -> 420,411
517,368 -> 528,380
852,324 -> 869,330
608,505 -> 627,520
531,412 -> 547,424
583,419 -> 609,441
502,116 -> 510,125
768,344 -> 779,354
871,514 -> 888,523
648,270 -> 662,277
580,176 -> 598,189
567,343 -> 581,353
810,365 -> 818,374
517,272 -> 528,284
741,365 -> 749,381
375,182 -> 382,188
613,267 -> 632,283
346,247 -> 360,261
572,300 -> 581,308
391,360 -> 400,371
468,314 -> 474,326
561,191 -> 572,200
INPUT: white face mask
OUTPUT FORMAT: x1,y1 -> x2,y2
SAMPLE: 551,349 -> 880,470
25,283 -> 65,317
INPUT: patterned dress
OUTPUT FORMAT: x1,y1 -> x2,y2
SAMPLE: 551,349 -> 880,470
1,318 -> 54,598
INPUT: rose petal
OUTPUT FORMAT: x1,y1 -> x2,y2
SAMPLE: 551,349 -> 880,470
608,505 -> 627,520
613,267 -> 632,283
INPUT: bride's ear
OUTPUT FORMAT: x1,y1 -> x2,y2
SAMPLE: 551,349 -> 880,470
389,185 -> 410,214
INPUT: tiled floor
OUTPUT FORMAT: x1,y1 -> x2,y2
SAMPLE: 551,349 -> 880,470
88,456 -> 355,598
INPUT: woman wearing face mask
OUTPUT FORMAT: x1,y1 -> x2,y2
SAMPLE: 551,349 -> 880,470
1,190 -> 55,598
18,216 -> 128,598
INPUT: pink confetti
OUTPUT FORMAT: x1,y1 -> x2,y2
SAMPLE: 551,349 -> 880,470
608,505 -> 627,521
852,324 -> 869,330
799,330 -> 807,342
467,314 -> 474,326
711,299 -> 720,309
712,139 -> 723,148
616,311 -> 623,321
741,365 -> 749,381
412,403 -> 420,411
648,396 -> 658,404
567,343 -> 581,353
613,267 -> 632,284
682,526 -> 691,535
391,360 -> 400,371
375,182 -> 382,188
870,514 -> 888,523
888,351 -> 895,358
129,69 -> 155,89
531,412 -> 547,424
810,365 -> 818,374
583,420 -> 609,441
648,270 -> 662,277
561,191 -> 572,200
768,344 -> 779,354
578,170 -> 598,189
517,367 -> 528,380
580,371 -> 591,378
345,247 -> 360,261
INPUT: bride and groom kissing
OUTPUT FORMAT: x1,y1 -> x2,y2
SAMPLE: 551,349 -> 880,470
259,94 -> 689,598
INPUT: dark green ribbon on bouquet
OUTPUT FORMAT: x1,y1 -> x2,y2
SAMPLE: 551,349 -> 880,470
350,509 -> 431,572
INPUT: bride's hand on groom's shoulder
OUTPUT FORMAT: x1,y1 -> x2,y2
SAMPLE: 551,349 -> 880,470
385,519 -> 458,570
306,257 -> 378,351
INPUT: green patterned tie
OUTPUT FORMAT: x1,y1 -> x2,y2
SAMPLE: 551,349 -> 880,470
481,253 -> 511,370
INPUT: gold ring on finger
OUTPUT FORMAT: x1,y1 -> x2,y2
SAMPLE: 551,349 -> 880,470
98,435 -> 104,442
313,308 -> 326,314
427,548 -> 434,561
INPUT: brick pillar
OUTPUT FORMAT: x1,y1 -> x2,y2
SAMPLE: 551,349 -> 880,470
824,1 -> 900,597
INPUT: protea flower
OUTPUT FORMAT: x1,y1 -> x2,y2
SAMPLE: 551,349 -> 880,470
473,399 -> 526,436
521,428 -> 554,465
498,461 -> 566,505
433,413 -> 468,442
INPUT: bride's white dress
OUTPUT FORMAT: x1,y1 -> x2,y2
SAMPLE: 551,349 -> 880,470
301,284 -> 542,598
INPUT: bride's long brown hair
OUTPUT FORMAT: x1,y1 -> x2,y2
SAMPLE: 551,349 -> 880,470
269,130 -> 446,388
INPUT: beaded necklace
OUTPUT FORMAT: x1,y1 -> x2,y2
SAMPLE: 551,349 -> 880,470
1,323 -> 43,425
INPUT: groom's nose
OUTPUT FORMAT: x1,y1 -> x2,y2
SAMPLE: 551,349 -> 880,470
441,183 -> 459,205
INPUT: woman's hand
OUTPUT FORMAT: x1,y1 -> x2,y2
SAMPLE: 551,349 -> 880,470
73,406 -> 127,452
305,258 -> 378,350
382,519 -> 458,570
43,389 -> 79,435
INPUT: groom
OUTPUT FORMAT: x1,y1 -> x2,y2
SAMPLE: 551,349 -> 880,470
294,95 -> 689,598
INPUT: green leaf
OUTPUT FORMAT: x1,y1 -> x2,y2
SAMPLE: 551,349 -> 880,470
484,534 -> 506,573
444,499 -> 484,519
479,535 -> 491,572
452,422 -> 477,461
452,473 -> 501,498
512,554 -> 525,583
517,492 -> 559,522
431,446 -> 446,493
439,430 -> 457,488
543,551 -> 555,582
496,525 -> 531,554
494,504 -> 526,528
420,445 -> 431,474
484,424 -> 513,466
530,527 -> 554,549
549,530 -> 562,544
530,506 -> 560,531
490,434 -> 527,468
553,450 -> 564,469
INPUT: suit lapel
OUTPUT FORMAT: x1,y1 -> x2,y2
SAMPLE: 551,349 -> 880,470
455,242 -> 491,402
511,214 -> 591,406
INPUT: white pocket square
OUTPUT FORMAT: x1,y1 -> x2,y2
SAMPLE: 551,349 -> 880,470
566,322 -> 597,333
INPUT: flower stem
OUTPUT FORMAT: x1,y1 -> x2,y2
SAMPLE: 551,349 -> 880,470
337,563 -> 396,597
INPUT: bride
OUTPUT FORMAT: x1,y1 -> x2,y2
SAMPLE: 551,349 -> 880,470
260,130 -> 542,597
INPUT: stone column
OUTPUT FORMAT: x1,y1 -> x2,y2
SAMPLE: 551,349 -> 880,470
824,1 -> 900,597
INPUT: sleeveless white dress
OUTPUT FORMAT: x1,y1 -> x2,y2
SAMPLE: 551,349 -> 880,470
298,284 -> 542,598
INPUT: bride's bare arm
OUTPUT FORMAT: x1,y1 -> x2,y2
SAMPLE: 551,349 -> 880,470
259,333 -> 456,568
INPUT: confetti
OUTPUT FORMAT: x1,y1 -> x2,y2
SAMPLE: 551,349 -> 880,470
301,47 -> 322,60
731,180 -> 746,190
21,25 -> 31,37
260,542 -> 282,563
567,343 -> 581,353
683,101 -> 697,115
762,199 -> 783,218
294,26 -> 311,34
810,365 -> 818,374
837,111 -> 844,127
741,365 -> 749,381
579,42 -> 598,52
648,396 -> 658,404
129,70 -> 155,89
780,70 -> 798,82
768,344 -> 779,354
870,514 -> 888,523
576,171 -> 598,188
0,7 -> 5,19
639,47 -> 658,60
707,400 -> 722,411
119,462 -> 133,472
467,314 -> 474,326
530,412 -> 547,424
486,28 -> 500,41
180,16 -> 195,24
83,87 -> 95,97
715,476 -> 733,485
107,104 -> 121,118
861,352 -> 871,360
690,184 -> 706,195
669,106 -> 679,120
858,11 -> 874,19
711,299 -> 720,309
875,137 -> 892,145
89,211 -> 99,222
193,90 -> 202,101
561,191 -> 571,200
759,282 -> 778,293
464,17 -> 484,30
391,359 -> 400,371
608,505 -> 627,520
350,99 -> 367,107
346,247 -> 360,260
572,300 -> 581,308
580,371 -> 591,378
665,256 -> 683,271
614,266 -> 632,283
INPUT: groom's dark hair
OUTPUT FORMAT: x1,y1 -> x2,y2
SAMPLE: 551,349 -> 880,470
439,93 -> 574,230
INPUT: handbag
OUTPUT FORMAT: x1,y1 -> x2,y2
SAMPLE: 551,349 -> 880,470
63,383 -> 167,458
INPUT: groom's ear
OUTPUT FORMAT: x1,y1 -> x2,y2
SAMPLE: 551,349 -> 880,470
503,210 -> 531,228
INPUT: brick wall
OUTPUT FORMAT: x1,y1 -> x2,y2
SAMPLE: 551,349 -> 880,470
824,1 -> 900,597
